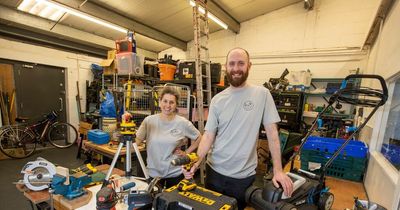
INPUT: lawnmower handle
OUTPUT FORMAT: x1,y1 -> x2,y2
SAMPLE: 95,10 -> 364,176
343,74 -> 388,98
340,74 -> 388,104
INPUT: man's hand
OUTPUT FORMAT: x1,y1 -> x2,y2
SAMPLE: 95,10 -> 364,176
272,171 -> 294,197
182,161 -> 201,180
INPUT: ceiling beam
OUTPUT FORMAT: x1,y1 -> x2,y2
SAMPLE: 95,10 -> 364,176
0,4 -> 115,49
363,0 -> 395,50
0,5 -> 112,57
0,23 -> 108,57
208,0 -> 240,33
53,0 -> 187,50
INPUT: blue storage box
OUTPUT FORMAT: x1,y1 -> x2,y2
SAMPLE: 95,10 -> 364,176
88,129 -> 110,144
303,136 -> 368,158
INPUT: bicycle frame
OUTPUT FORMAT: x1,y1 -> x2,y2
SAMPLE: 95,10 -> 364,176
0,110 -> 77,158
24,112 -> 58,145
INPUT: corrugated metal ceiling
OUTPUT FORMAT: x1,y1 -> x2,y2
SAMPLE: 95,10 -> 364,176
0,0 -> 302,54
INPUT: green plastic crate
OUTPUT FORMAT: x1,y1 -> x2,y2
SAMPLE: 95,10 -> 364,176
300,150 -> 368,182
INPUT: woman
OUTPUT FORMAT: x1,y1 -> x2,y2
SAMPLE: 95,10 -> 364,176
136,86 -> 201,188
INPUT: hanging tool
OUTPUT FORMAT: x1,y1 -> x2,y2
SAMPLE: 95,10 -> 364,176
76,81 -> 82,121
125,80 -> 133,111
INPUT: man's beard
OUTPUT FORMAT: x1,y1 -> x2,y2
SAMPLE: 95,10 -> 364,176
226,70 -> 249,87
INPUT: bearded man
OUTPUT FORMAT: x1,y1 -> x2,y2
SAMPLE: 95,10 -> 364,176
184,48 -> 293,210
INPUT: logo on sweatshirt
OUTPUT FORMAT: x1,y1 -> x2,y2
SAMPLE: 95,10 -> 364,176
170,129 -> 182,137
243,100 -> 254,111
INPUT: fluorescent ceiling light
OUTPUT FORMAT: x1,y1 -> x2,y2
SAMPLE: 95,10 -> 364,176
189,0 -> 228,30
17,0 -> 128,33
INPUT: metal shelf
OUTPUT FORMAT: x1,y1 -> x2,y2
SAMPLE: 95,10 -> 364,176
302,77 -> 360,125
303,111 -> 352,119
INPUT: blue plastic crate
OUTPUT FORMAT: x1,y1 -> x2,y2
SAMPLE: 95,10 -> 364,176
381,143 -> 400,165
303,136 -> 368,158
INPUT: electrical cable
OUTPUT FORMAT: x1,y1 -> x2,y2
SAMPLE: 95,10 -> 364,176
332,86 -> 386,107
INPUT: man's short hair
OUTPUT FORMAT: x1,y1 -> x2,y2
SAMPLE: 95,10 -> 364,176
226,47 -> 250,63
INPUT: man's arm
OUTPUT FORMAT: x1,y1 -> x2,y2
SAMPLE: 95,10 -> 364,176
185,135 -> 202,154
182,131 -> 216,179
264,123 -> 293,196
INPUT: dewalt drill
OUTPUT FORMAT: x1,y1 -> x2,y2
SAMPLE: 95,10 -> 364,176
171,153 -> 199,191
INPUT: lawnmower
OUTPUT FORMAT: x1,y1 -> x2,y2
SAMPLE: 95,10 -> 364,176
246,74 -> 388,210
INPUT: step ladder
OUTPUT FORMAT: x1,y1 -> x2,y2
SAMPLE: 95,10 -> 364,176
192,0 -> 212,184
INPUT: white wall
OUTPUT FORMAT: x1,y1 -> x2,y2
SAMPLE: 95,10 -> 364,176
137,48 -> 158,59
158,47 -> 187,60
161,0 -> 381,85
363,0 -> 400,209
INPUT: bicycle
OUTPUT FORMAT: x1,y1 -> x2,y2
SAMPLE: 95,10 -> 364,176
0,111 -> 78,159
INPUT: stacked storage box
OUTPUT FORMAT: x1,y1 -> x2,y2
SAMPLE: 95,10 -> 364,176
300,136 -> 368,182
88,129 -> 110,145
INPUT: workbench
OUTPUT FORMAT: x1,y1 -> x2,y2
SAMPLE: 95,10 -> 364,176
83,140 -> 147,176
17,164 -> 125,210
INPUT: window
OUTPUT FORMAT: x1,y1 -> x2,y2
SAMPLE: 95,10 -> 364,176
380,78 -> 400,170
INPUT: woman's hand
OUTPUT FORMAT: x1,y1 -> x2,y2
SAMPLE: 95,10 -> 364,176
173,147 -> 186,156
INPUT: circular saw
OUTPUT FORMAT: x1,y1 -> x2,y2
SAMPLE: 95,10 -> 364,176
21,158 -> 56,191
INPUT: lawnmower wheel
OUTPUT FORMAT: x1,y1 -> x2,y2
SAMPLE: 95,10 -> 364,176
318,192 -> 334,210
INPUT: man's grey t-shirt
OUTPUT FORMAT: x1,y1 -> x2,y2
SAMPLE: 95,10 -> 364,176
205,84 -> 280,179
136,114 -> 200,178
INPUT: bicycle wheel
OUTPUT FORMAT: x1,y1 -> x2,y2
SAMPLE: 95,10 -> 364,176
0,125 -> 36,158
48,122 -> 78,148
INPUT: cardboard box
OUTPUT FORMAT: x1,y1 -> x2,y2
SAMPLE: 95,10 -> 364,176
100,50 -> 117,75
257,139 -> 270,175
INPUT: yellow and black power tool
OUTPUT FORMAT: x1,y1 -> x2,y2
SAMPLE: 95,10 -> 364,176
171,153 -> 199,191
72,163 -> 98,175
120,112 -> 136,135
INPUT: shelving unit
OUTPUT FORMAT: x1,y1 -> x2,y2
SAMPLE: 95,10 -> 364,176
302,78 -> 360,120
302,77 -> 360,138
157,79 -> 225,123
271,91 -> 304,132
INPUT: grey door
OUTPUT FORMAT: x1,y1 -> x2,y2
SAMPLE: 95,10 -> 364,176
13,63 -> 66,122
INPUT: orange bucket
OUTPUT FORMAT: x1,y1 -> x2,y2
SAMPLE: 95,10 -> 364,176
158,64 -> 176,80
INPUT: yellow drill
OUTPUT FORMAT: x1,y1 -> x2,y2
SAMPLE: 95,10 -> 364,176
171,153 -> 199,191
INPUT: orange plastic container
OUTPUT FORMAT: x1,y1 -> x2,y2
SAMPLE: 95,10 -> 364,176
159,64 -> 176,80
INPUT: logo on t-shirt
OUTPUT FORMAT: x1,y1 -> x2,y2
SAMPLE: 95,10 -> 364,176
170,129 -> 182,137
243,100 -> 254,111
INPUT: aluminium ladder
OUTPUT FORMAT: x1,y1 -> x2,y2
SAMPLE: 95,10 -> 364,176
192,0 -> 212,184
